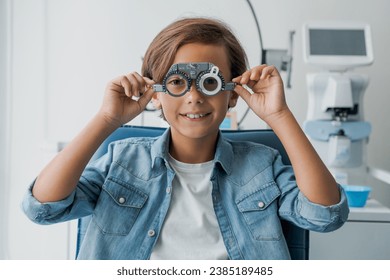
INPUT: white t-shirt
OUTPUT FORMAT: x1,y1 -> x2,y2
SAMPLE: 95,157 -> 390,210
150,155 -> 228,260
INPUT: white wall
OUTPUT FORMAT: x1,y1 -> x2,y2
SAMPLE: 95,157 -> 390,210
2,0 -> 390,259
0,0 -> 10,259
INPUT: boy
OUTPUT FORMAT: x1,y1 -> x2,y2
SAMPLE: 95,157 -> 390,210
23,17 -> 348,259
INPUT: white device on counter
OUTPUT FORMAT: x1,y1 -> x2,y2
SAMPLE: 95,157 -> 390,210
302,21 -> 374,185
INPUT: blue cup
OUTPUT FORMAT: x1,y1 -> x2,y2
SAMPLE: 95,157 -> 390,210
342,185 -> 372,207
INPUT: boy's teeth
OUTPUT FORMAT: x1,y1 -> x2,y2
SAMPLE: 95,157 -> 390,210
186,114 -> 205,119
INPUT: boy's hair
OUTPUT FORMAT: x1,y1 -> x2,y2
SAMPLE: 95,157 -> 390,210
142,17 -> 248,83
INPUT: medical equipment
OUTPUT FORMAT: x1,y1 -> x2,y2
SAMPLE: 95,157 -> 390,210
153,62 -> 235,97
302,21 -> 374,185
235,0 -> 295,128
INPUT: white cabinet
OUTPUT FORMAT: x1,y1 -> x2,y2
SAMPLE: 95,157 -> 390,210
310,199 -> 390,259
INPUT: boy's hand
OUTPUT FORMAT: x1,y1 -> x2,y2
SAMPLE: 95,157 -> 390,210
98,72 -> 155,128
232,65 -> 290,126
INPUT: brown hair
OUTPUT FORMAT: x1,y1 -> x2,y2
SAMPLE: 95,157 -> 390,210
142,17 -> 248,83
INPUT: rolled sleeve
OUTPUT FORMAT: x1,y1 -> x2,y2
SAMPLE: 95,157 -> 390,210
297,184 -> 349,232
22,146 -> 114,225
22,180 -> 77,225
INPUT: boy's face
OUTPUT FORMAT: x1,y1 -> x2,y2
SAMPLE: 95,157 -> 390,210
153,43 -> 238,141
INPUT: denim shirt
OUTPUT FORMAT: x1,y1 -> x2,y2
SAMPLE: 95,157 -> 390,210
23,129 -> 349,260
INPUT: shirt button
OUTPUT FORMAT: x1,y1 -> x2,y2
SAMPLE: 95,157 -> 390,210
258,201 -> 265,208
118,197 -> 126,204
166,186 -> 171,194
148,229 -> 156,237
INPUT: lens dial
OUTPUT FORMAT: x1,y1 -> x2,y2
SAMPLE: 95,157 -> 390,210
163,70 -> 191,97
196,66 -> 223,96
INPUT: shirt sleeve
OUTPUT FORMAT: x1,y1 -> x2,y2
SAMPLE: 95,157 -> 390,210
21,145 -> 115,225
272,153 -> 349,232
22,180 -> 79,225
296,185 -> 349,232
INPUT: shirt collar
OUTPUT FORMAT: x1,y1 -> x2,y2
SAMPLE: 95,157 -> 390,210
214,131 -> 233,175
151,127 -> 171,168
150,128 -> 233,174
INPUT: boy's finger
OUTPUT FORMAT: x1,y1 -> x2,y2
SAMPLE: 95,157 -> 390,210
118,76 -> 132,97
260,65 -> 278,79
137,87 -> 155,109
126,73 -> 141,97
233,84 -> 251,105
132,72 -> 147,94
143,76 -> 156,85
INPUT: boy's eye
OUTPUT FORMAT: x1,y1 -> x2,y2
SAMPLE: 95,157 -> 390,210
204,77 -> 217,85
170,79 -> 185,86
203,77 -> 219,91
165,74 -> 188,95
166,75 -> 186,87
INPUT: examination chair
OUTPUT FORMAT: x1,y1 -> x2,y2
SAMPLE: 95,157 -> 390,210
76,125 -> 309,260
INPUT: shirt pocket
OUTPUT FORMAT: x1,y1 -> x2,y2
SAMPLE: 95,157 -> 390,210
93,177 -> 148,235
236,182 -> 282,241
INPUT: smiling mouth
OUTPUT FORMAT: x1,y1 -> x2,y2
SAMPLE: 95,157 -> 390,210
182,113 -> 211,119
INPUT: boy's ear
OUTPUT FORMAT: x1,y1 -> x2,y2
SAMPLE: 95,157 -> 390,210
228,91 -> 239,108
151,92 -> 162,109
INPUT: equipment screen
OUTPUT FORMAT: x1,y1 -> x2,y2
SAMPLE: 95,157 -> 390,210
303,22 -> 373,70
309,29 -> 366,56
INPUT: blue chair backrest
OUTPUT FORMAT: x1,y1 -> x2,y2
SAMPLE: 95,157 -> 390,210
76,126 -> 309,259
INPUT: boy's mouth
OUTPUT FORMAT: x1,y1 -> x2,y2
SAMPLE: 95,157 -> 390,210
182,113 -> 211,119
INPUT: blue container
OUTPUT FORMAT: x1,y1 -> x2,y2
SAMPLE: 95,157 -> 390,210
342,185 -> 372,207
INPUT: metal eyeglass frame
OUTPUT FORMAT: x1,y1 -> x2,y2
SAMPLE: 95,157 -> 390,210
152,62 -> 235,97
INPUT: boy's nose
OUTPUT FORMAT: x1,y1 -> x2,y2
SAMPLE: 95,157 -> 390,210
185,82 -> 204,104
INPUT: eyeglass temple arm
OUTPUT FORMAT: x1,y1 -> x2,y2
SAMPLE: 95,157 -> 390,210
224,82 -> 236,91
152,84 -> 165,92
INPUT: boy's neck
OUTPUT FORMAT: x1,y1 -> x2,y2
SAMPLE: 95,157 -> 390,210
169,131 -> 218,164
